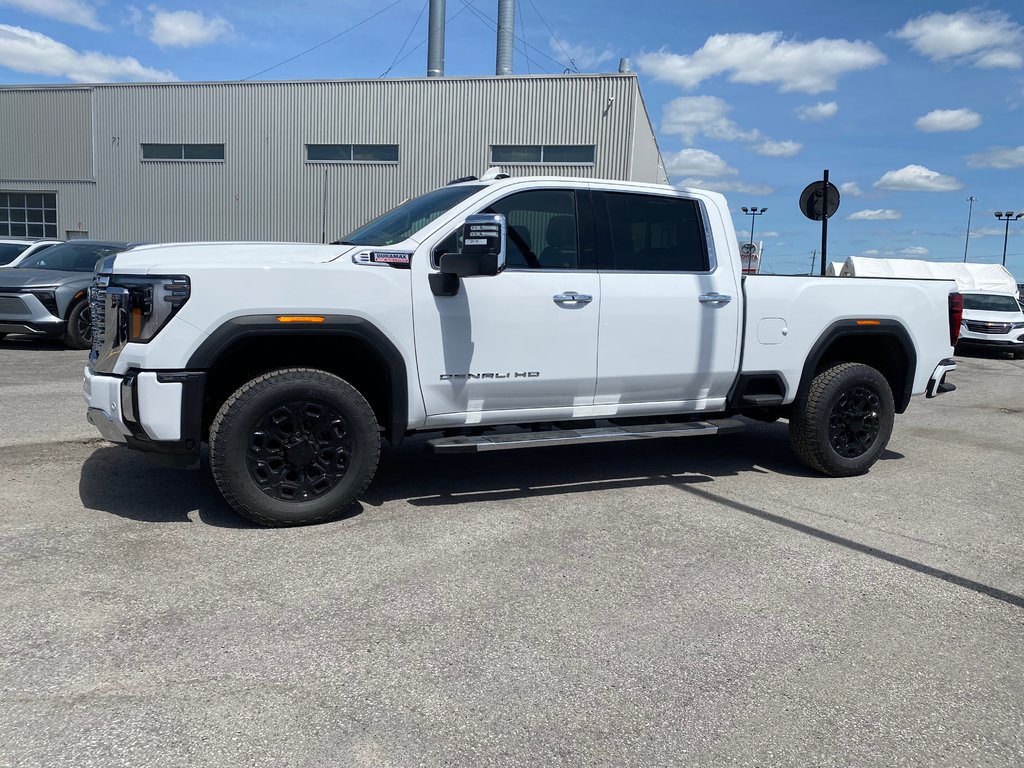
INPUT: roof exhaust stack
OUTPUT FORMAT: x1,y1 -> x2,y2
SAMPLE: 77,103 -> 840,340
427,0 -> 445,77
495,0 -> 515,76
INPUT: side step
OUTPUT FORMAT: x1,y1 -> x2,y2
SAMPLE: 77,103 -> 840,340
426,418 -> 745,454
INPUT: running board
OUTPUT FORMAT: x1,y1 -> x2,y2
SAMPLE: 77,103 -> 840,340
426,418 -> 745,454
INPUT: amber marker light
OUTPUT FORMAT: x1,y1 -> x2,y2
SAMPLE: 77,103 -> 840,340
275,315 -> 325,323
855,319 -> 881,326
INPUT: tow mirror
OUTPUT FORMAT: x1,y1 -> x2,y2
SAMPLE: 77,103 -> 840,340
439,214 -> 506,277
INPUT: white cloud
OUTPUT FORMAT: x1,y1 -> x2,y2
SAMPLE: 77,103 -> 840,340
894,10 -> 1023,69
796,101 -> 838,121
874,164 -> 962,192
966,146 -> 1024,169
637,32 -> 886,93
971,226 -> 1010,238
753,139 -> 802,157
839,182 -> 863,197
676,178 -> 774,195
0,0 -> 104,31
0,24 -> 177,82
914,108 -> 981,132
900,246 -> 930,256
549,37 -> 615,71
847,209 -> 902,221
148,6 -> 232,48
661,95 -> 760,143
735,230 -> 778,239
664,148 -> 737,178
862,249 -> 882,255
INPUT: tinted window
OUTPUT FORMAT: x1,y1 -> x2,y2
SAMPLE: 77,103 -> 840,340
0,243 -> 28,265
604,193 -> 708,272
962,294 -> 1022,313
307,144 -> 399,163
489,189 -> 578,269
490,145 -> 595,164
17,242 -> 122,272
0,192 -> 57,238
142,143 -> 225,161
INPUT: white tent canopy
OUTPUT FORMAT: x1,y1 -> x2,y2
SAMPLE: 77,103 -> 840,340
839,258 -> 1019,297
825,261 -> 846,276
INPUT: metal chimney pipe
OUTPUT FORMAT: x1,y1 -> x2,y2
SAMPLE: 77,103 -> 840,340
427,0 -> 445,78
495,0 -> 515,76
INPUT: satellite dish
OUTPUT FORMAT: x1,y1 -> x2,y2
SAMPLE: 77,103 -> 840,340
799,181 -> 840,221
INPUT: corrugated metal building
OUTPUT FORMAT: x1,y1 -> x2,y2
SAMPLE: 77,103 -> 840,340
0,74 -> 666,244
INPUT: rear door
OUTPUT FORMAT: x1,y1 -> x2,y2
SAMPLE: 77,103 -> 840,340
593,188 -> 742,413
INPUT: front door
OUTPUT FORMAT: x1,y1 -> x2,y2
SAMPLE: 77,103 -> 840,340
412,187 -> 600,427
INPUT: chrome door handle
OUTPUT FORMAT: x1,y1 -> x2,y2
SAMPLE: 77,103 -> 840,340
698,293 -> 732,305
553,292 -> 593,305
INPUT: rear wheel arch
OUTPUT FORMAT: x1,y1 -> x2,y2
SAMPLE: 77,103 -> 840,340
796,320 -> 916,414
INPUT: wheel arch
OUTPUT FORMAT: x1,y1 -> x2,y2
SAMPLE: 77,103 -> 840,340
796,320 -> 917,414
188,315 -> 408,445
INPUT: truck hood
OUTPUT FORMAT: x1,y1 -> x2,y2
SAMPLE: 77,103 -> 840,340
114,242 -> 358,273
0,267 -> 91,290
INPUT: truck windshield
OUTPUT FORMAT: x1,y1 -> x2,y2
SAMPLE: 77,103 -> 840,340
338,184 -> 485,246
962,293 -> 1022,313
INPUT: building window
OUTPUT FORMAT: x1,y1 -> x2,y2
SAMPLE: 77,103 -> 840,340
490,145 -> 595,165
306,144 -> 399,163
141,143 -> 225,161
0,192 -> 57,238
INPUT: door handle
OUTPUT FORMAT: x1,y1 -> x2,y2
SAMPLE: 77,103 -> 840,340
553,292 -> 593,305
698,292 -> 732,305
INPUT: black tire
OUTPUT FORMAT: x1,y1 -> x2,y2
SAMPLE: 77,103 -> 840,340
209,368 -> 381,526
62,299 -> 91,350
1011,349 -> 1024,360
789,362 -> 894,477
0,333 -> 7,341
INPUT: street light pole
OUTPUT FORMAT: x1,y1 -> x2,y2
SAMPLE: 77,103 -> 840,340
741,205 -> 767,246
994,211 -> 1024,267
963,196 -> 976,263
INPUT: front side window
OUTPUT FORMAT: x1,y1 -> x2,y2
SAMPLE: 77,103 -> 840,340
490,145 -> 595,165
0,192 -> 58,238
604,193 -> 709,272
141,143 -> 225,161
0,243 -> 28,265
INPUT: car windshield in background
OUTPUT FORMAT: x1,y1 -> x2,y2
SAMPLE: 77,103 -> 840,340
962,293 -> 1022,313
339,184 -> 485,246
16,242 -> 122,272
0,243 -> 29,265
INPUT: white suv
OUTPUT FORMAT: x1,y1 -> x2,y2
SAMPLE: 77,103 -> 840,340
957,292 -> 1024,359
0,238 -> 61,268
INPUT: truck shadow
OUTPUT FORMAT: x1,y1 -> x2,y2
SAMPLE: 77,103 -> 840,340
78,419 -> 902,526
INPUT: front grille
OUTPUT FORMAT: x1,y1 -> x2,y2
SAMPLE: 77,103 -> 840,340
0,294 -> 30,317
965,320 -> 1011,334
89,278 -> 106,356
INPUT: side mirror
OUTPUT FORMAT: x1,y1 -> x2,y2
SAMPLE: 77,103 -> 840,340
438,214 -> 506,277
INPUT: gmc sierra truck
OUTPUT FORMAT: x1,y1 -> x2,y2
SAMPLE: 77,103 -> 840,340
83,173 -> 962,526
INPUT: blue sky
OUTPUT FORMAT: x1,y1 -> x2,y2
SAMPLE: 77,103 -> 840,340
1,0 -> 1022,277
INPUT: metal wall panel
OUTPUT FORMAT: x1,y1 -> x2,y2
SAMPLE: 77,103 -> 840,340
0,88 -> 93,181
0,75 -> 662,243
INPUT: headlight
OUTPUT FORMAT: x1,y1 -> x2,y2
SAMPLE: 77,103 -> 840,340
1011,321 -> 1024,330
108,275 -> 190,342
27,289 -> 58,316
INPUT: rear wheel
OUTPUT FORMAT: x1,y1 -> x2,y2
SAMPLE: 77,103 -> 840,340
209,368 -> 381,526
789,362 -> 894,477
63,299 -> 91,350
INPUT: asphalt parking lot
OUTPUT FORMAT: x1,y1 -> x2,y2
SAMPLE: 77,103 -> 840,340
0,337 -> 1022,768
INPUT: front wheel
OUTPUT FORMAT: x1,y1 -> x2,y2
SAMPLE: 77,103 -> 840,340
789,362 -> 894,477
63,299 -> 91,349
209,368 -> 381,526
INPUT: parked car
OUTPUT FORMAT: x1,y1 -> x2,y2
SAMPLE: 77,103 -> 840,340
956,292 -> 1024,359
0,238 -> 61,267
0,240 -> 130,348
83,174 -> 960,526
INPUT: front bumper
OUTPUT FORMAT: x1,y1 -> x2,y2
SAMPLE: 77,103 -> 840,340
926,358 -> 957,398
0,292 -> 65,337
84,366 -> 205,468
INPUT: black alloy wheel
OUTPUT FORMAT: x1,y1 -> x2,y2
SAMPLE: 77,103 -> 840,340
247,399 -> 352,502
63,299 -> 92,349
827,385 -> 881,458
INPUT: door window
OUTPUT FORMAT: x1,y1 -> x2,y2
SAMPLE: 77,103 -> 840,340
604,193 -> 709,272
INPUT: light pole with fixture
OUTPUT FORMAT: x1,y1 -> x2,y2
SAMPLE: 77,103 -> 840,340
741,206 -> 767,247
963,196 -> 976,262
994,211 -> 1024,267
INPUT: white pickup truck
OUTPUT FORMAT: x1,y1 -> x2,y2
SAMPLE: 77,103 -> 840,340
83,174 -> 961,526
